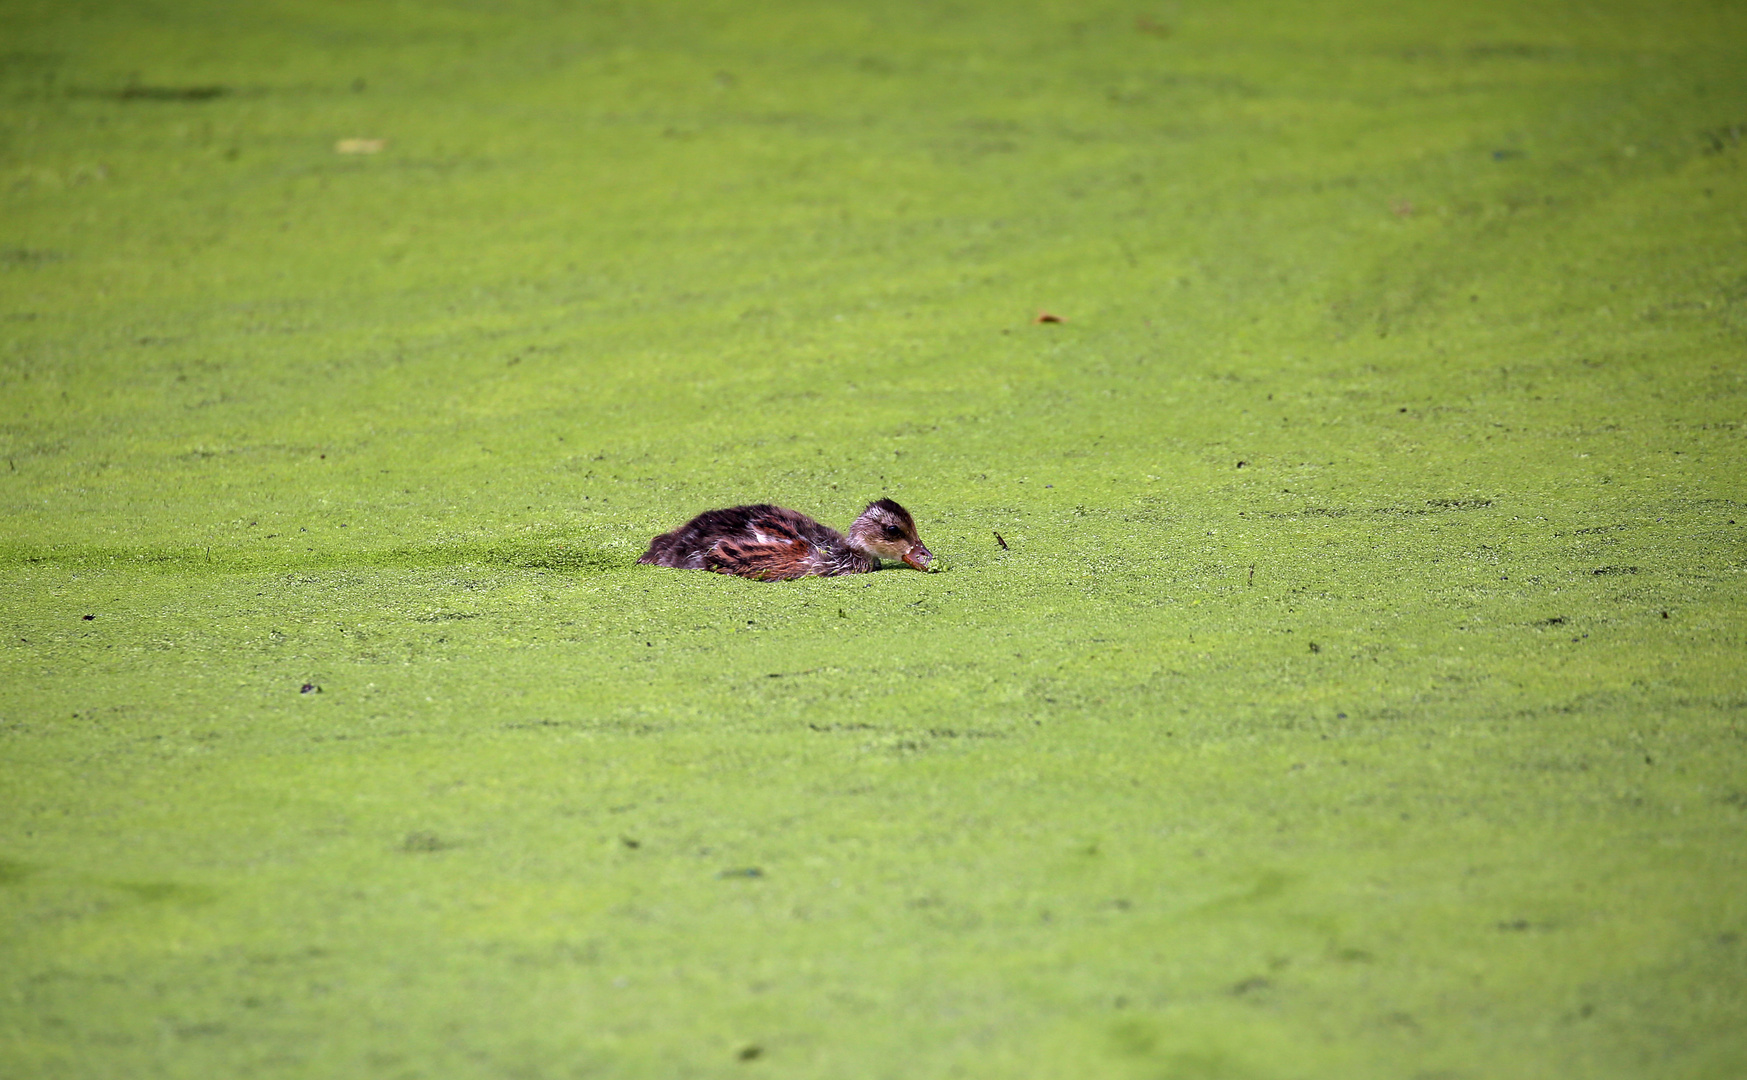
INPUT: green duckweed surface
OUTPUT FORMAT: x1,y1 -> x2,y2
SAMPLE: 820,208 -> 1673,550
3,1 -> 1745,1076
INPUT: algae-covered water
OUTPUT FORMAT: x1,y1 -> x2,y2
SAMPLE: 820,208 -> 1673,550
3,0 -> 1745,1076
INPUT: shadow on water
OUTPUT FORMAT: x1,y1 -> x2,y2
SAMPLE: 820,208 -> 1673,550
0,539 -> 629,576
106,880 -> 220,906
0,858 -> 41,886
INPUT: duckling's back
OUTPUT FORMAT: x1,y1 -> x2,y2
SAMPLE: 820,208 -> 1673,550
638,504 -> 853,579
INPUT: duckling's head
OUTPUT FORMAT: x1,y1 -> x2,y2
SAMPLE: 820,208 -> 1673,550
848,498 -> 932,570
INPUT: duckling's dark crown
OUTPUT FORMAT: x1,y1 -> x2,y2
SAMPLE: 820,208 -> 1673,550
863,498 -> 915,526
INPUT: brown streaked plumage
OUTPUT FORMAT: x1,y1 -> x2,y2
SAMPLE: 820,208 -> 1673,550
638,499 -> 933,580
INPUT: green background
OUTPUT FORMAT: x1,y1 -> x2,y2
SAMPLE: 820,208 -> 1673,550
3,0 -> 1744,1075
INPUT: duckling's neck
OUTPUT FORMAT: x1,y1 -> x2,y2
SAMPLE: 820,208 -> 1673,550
829,540 -> 879,576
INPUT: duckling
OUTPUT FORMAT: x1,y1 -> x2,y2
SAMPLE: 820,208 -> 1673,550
638,499 -> 933,580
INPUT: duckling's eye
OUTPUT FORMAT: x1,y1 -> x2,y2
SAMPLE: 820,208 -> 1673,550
882,524 -> 903,540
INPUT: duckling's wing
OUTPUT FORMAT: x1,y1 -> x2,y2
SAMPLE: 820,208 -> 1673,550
705,534 -> 822,580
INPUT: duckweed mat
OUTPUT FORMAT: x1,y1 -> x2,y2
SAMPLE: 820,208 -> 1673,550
3,1 -> 1744,1076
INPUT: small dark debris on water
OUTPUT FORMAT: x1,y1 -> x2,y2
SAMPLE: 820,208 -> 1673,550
719,867 -> 764,879
1236,460 -> 1247,468
1703,124 -> 1742,154
738,1045 -> 763,1061
1542,616 -> 1565,626
994,531 -> 1008,550
1033,310 -> 1065,323
620,837 -> 641,849
1385,1010 -> 1420,1029
1247,565 -> 1255,585
1309,642 -> 1321,653
402,831 -> 451,853
1230,977 -> 1271,995
1491,148 -> 1523,160
1497,919 -> 1531,931
299,683 -> 321,694
82,614 -> 95,621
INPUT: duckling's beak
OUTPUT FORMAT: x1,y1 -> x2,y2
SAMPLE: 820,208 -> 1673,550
903,544 -> 932,571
